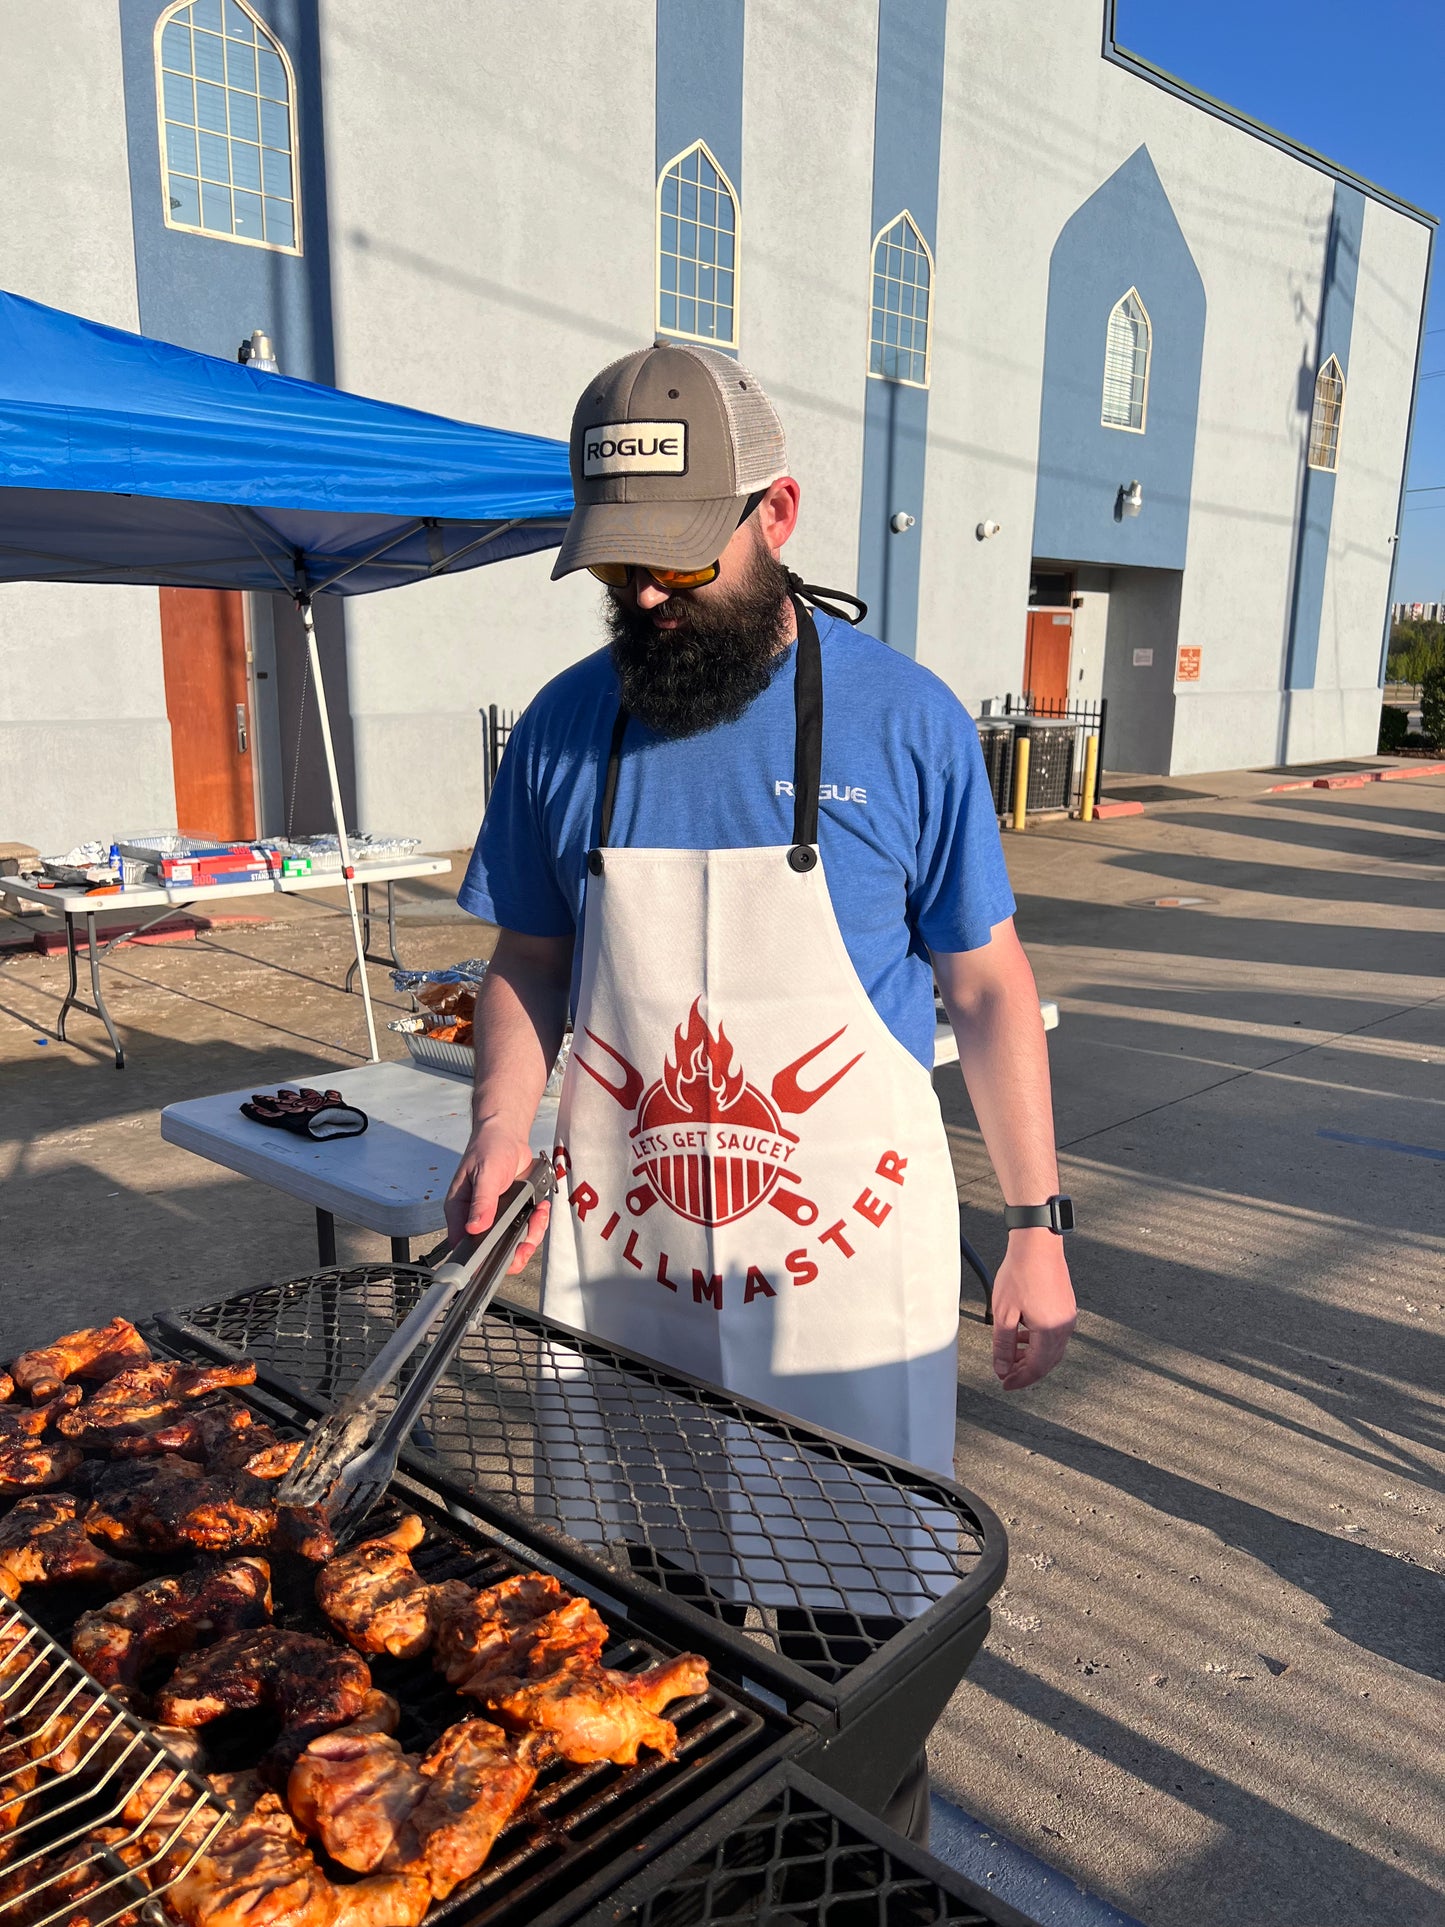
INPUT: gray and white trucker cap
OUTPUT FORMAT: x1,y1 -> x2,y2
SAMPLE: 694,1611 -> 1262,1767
551,341 -> 789,579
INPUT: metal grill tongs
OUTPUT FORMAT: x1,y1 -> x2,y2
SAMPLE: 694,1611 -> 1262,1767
276,1155 -> 554,1544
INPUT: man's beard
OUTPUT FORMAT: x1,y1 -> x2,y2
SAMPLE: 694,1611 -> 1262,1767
604,539 -> 792,738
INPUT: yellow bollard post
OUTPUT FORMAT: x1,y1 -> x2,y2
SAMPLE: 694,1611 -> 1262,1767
1080,733 -> 1100,822
1011,733 -> 1030,831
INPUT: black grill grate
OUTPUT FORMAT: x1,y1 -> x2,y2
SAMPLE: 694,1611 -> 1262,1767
156,1270 -> 1005,1709
570,1765 -> 1042,1926
16,1447 -> 796,1927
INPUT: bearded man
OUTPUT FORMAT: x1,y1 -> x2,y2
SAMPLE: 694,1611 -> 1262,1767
448,343 -> 1076,1830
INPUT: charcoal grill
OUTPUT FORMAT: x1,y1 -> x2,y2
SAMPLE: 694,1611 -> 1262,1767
151,1262 -> 1007,1817
570,1762 -> 1043,1926
7,1427 -> 798,1927
0,1594 -> 229,1927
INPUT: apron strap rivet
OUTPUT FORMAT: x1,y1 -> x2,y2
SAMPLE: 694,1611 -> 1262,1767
787,845 -> 818,873
587,848 -> 605,876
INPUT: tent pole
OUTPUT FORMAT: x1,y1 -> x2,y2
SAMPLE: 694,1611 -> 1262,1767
297,596 -> 379,1063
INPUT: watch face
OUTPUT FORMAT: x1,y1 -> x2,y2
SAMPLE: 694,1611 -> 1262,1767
1053,1195 -> 1076,1232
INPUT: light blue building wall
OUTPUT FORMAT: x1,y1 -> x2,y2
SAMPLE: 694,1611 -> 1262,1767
0,0 -> 1432,850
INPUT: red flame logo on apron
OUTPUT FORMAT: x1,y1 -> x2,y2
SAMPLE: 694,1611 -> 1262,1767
573,999 -> 863,1229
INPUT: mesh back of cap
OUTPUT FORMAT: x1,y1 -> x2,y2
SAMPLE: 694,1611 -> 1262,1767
691,347 -> 788,492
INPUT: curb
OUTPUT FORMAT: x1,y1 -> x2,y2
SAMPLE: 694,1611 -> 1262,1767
929,1797 -> 1146,1927
1093,799 -> 1145,818
1267,760 -> 1445,792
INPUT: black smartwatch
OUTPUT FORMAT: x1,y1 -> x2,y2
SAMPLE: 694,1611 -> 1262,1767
1003,1195 -> 1075,1234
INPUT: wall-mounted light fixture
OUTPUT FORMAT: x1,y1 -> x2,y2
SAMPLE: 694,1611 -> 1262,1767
975,520 -> 1001,541
889,511 -> 916,534
238,329 -> 279,373
1119,479 -> 1143,518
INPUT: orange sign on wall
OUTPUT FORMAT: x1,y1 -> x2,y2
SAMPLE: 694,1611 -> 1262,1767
1176,646 -> 1202,683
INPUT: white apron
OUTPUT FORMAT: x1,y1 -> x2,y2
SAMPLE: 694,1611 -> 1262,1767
542,605 -> 961,1479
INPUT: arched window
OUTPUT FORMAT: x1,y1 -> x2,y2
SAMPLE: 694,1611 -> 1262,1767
868,211 -> 933,388
656,142 -> 738,347
1308,355 -> 1345,472
157,0 -> 300,253
1102,288 -> 1150,431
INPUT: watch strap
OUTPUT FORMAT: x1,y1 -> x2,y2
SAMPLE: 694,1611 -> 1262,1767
1003,1195 -> 1075,1234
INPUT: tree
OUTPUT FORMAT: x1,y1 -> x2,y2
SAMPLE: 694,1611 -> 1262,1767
1420,663 -> 1445,748
1387,620 -> 1445,685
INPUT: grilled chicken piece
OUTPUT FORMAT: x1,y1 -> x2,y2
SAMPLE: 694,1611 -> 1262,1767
314,1515 -> 440,1659
0,1826 -> 149,1927
103,1395 -> 299,1483
0,1387 -> 82,1438
157,1628 -> 373,1777
242,1440 -> 301,1481
0,1390 -> 86,1496
0,1372 -> 12,1403
106,1392 -> 253,1462
13,1673 -> 135,1778
10,1319 -> 152,1403
0,1438 -> 85,1498
120,1726 -> 210,1830
481,1652 -> 709,1766
71,1557 -> 274,1692
453,1594 -> 607,1700
0,1759 -> 41,1844
58,1361 -> 257,1444
288,1713 -> 539,1898
158,1772 -> 429,1927
84,1456 -> 335,1562
429,1571 -> 565,1687
0,1494 -> 143,1600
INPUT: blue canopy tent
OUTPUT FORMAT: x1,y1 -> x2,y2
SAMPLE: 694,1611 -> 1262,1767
0,288 -> 573,1056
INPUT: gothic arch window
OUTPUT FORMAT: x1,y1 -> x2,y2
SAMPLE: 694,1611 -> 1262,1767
656,141 -> 738,347
157,0 -> 300,252
1101,288 -> 1151,431
1308,355 -> 1345,471
868,211 -> 933,388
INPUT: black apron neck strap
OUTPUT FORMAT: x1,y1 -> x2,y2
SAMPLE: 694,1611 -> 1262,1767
594,705 -> 629,855
788,596 -> 823,859
591,595 -> 825,867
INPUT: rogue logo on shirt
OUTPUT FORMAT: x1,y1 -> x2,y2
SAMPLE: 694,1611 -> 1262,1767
775,780 -> 868,805
582,421 -> 687,478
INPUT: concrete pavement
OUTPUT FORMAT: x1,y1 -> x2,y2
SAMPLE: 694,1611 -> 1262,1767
932,771 -> 1444,1926
1,771 -> 1441,1925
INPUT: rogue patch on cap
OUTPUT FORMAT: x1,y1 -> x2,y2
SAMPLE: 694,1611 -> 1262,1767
582,420 -> 687,479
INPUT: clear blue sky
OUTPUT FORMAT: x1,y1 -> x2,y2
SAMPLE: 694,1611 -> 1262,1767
1115,0 -> 1445,603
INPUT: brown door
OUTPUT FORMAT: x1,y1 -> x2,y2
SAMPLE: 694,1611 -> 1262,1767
158,588 -> 256,838
1023,609 -> 1073,705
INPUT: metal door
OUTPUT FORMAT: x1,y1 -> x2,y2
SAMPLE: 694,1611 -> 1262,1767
1023,608 -> 1073,705
158,587 -> 257,838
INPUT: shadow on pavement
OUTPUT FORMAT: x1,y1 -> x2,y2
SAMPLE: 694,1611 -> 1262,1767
1014,895 -> 1442,978
957,1387 -> 1443,1681
963,1650 -> 1445,1927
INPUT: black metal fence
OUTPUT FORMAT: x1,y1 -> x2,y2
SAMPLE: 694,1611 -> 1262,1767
977,693 -> 1108,814
480,703 -> 520,804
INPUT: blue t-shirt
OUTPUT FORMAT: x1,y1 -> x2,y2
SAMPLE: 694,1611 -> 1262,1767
459,611 -> 1015,1068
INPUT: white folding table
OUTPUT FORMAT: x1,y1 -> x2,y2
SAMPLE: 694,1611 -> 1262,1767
5,858 -> 452,1068
159,1008 -> 1059,1269
161,1059 -> 558,1266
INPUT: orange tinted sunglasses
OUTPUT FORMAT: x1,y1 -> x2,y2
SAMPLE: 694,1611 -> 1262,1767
588,558 -> 721,591
587,492 -> 765,592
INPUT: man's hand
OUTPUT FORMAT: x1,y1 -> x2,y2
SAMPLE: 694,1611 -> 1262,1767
443,926 -> 572,1275
989,1228 -> 1076,1390
444,1118 -> 551,1274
